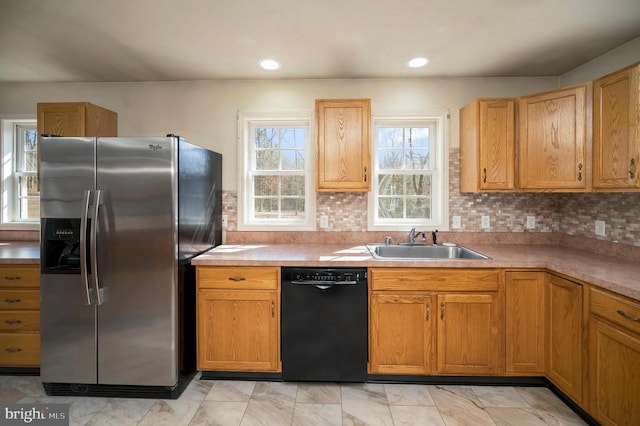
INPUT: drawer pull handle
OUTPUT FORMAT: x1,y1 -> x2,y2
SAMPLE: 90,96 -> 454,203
271,301 -> 275,318
3,276 -> 21,281
426,302 -> 430,321
629,158 -> 636,179
440,302 -> 445,320
3,299 -> 21,303
228,277 -> 246,282
617,309 -> 640,323
4,320 -> 22,325
483,168 -> 487,183
578,163 -> 583,182
5,348 -> 22,353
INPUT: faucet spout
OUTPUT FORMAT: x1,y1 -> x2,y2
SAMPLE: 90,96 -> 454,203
431,229 -> 438,245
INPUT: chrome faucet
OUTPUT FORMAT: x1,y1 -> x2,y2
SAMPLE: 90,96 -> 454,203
408,228 -> 425,245
431,229 -> 438,245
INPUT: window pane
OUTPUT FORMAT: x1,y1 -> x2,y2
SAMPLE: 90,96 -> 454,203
405,174 -> 431,196
256,150 -> 279,170
19,176 -> 39,197
281,198 -> 305,217
254,176 -> 278,196
280,128 -> 305,150
255,128 -> 280,149
407,197 -> 431,219
19,198 -> 40,220
281,150 -> 304,170
25,152 -> 38,172
281,176 -> 304,196
378,197 -> 403,218
404,149 -> 430,170
379,149 -> 403,169
254,198 -> 278,218
378,174 -> 403,196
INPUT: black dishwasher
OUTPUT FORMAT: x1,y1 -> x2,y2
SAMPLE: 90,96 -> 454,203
281,267 -> 367,382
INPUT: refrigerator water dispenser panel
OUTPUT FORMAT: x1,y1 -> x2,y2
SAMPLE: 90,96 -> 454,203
41,218 -> 85,274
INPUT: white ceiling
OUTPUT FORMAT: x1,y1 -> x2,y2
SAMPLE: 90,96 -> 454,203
1,0 -> 640,83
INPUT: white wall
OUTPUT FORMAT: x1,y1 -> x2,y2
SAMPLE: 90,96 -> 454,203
0,77 -> 557,190
560,36 -> 640,86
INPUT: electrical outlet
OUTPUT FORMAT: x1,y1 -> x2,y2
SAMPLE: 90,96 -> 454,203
481,215 -> 490,229
221,214 -> 228,228
595,220 -> 606,237
526,215 -> 535,229
452,215 -> 462,229
320,215 -> 329,229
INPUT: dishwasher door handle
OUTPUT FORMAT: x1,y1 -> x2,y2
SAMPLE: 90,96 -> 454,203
291,280 -> 358,285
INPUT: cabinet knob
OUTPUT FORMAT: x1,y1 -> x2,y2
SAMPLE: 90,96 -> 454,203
629,158 -> 637,180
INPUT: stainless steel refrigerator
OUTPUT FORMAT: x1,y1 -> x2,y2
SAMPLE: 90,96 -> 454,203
39,135 -> 222,398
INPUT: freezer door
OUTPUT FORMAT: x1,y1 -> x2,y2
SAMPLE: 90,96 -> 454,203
95,137 -> 178,386
40,137 -> 97,384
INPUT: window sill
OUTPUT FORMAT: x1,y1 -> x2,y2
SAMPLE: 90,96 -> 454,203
0,223 -> 40,231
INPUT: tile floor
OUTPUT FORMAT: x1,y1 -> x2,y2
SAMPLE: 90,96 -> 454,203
0,374 -> 588,425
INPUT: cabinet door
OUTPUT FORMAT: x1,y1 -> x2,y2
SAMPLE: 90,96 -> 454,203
547,275 -> 583,404
505,271 -> 546,374
518,84 -> 589,191
369,293 -> 434,374
37,103 -> 87,137
593,63 -> 640,191
316,99 -> 371,191
436,293 -> 501,375
460,98 -> 515,192
197,290 -> 280,372
589,317 -> 640,426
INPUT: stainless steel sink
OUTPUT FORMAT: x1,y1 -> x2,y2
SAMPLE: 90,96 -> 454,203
366,244 -> 491,260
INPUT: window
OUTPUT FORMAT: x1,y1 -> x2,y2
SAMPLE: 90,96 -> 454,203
368,116 -> 448,231
1,119 -> 40,228
238,113 -> 315,230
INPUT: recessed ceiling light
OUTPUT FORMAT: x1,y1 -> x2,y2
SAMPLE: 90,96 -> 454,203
259,59 -> 281,70
407,57 -> 430,68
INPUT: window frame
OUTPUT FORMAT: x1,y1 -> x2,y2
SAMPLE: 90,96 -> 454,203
0,118 -> 40,230
237,112 -> 316,231
367,115 -> 449,232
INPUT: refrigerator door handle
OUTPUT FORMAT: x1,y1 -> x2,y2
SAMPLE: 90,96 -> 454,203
91,189 -> 104,306
80,190 -> 93,306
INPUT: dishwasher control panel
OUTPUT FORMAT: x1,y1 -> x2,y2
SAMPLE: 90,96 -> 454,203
287,268 -> 367,283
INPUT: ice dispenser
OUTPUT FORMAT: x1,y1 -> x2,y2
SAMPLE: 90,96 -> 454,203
41,218 -> 85,274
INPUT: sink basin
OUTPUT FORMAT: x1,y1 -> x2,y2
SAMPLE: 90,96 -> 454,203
366,244 -> 491,260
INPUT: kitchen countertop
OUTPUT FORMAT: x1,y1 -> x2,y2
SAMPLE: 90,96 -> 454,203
0,241 -> 40,264
192,243 -> 640,302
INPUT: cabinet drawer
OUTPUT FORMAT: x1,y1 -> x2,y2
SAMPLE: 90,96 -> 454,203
0,333 -> 40,366
0,311 -> 40,331
0,289 -> 40,310
198,266 -> 279,290
591,287 -> 640,335
369,268 -> 500,292
0,266 -> 40,288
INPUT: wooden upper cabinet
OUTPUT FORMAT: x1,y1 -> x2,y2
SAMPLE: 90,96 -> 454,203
460,98 -> 516,192
593,62 -> 640,191
518,84 -> 591,191
37,102 -> 117,139
315,99 -> 371,192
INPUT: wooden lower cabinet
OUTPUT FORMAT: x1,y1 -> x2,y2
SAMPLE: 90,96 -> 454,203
437,292 -> 501,375
196,266 -> 280,372
547,274 -> 584,405
505,271 -> 547,374
369,293 -> 434,374
589,287 -> 640,426
368,268 -> 502,375
0,265 -> 40,367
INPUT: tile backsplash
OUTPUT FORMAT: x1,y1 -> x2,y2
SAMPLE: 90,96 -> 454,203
224,148 -> 640,247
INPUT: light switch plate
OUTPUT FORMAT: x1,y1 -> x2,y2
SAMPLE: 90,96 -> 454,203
320,215 -> 329,229
221,214 -> 228,228
595,220 -> 606,236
